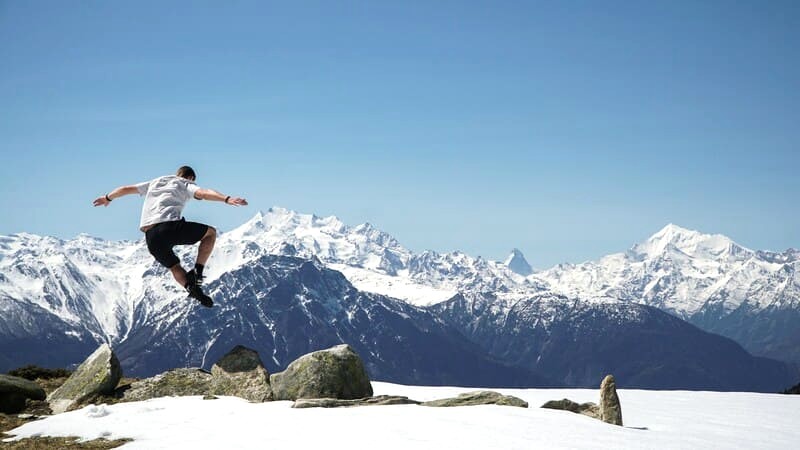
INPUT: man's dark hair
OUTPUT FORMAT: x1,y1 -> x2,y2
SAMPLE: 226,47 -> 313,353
177,166 -> 196,180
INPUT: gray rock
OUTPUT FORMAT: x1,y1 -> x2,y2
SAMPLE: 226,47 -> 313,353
270,344 -> 373,401
0,374 -> 46,414
292,395 -> 420,409
122,368 -> 212,402
47,344 -> 122,414
600,374 -> 623,426
541,398 -> 600,419
210,345 -> 272,402
422,391 -> 528,408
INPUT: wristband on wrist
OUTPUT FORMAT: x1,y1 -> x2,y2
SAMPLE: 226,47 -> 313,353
224,196 -> 231,204
105,194 -> 112,202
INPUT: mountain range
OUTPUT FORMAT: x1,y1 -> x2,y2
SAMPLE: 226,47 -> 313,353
0,207 -> 796,391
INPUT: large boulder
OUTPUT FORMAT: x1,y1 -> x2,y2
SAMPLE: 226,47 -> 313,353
600,374 -> 623,426
0,374 -> 46,414
47,344 -> 122,414
270,344 -> 373,401
210,345 -> 272,402
292,395 -> 420,409
541,398 -> 599,419
122,368 -> 213,402
422,391 -> 528,408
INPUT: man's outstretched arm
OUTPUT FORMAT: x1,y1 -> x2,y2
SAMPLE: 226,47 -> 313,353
195,188 -> 248,206
93,185 -> 140,207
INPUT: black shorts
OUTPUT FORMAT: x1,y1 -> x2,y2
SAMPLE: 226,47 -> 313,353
145,218 -> 209,268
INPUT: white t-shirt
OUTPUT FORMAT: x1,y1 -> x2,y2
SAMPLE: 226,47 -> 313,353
136,175 -> 202,231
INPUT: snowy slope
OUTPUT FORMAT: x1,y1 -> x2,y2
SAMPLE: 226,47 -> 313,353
5,383 -> 799,449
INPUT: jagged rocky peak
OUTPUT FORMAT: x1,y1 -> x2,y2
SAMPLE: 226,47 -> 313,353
504,248 -> 533,276
632,223 -> 751,260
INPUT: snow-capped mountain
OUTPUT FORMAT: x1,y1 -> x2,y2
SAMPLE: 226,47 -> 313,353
212,207 -> 544,306
504,248 -> 533,276
216,210 -> 799,366
534,224 -> 800,364
0,232 -> 546,385
0,209 -> 796,391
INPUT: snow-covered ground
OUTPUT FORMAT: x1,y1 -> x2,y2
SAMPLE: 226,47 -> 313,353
5,382 -> 798,449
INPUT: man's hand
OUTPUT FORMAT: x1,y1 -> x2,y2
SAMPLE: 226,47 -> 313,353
93,195 -> 111,207
226,197 -> 248,206
92,186 -> 138,207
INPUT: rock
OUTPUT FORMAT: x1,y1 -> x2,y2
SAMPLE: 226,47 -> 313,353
203,395 -> 219,400
122,368 -> 212,402
270,344 -> 373,401
0,374 -> 46,414
541,398 -> 600,419
422,391 -> 528,408
210,345 -> 272,402
600,374 -> 623,426
292,395 -> 420,409
47,344 -> 122,414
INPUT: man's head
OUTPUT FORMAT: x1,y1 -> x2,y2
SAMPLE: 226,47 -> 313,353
176,166 -> 196,181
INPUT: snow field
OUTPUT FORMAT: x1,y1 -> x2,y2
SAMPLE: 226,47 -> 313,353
5,382 -> 798,450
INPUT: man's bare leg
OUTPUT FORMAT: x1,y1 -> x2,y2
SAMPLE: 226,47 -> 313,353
196,227 -> 217,266
169,264 -> 188,288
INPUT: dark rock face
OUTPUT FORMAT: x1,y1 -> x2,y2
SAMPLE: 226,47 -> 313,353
0,300 -> 100,374
210,345 -> 272,402
541,398 -> 599,419
292,395 -> 420,409
47,344 -> 121,414
600,375 -> 623,426
270,344 -> 373,401
691,304 -> 800,367
0,374 -> 46,414
430,292 -> 796,392
421,391 -> 528,408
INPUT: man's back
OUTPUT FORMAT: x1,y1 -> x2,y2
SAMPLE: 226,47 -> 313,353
137,175 -> 201,231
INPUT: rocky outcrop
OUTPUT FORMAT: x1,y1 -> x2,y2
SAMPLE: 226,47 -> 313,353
47,344 -> 122,414
541,398 -> 599,419
0,374 -> 46,414
541,374 -> 623,425
600,375 -> 623,426
422,391 -> 528,408
210,345 -> 272,402
270,345 -> 373,401
292,395 -> 420,409
122,368 -> 213,402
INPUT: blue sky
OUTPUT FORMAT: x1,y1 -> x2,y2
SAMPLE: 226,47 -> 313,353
1,1 -> 797,267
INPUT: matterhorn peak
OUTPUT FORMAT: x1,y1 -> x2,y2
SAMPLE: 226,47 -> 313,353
503,248 -> 533,276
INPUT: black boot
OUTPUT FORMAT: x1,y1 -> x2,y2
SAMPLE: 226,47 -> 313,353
185,269 -> 213,307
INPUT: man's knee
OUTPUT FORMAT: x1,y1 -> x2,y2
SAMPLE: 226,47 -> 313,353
204,226 -> 217,240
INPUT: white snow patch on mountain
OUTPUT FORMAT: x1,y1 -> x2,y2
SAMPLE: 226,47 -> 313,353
329,264 -> 457,306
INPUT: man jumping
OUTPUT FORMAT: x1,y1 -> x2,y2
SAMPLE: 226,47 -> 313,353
93,165 -> 248,307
